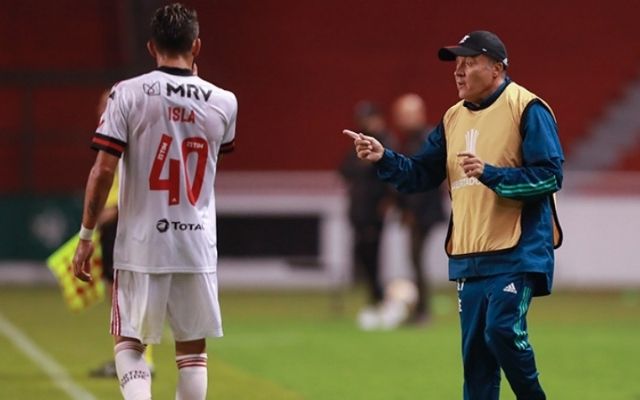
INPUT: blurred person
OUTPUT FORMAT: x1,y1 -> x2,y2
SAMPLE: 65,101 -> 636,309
391,94 -> 445,325
339,102 -> 393,312
89,90 -> 154,378
72,3 -> 237,399
346,30 -> 563,400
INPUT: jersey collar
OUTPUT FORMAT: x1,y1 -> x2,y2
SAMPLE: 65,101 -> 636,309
157,66 -> 194,76
463,76 -> 511,111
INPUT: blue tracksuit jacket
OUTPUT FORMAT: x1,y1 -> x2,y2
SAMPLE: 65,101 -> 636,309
376,78 -> 565,296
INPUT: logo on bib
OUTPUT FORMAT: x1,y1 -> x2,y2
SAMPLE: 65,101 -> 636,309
465,128 -> 479,153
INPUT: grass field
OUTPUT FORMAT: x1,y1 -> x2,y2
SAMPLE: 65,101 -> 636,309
0,285 -> 639,399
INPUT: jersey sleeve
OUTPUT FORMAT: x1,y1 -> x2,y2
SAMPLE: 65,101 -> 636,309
219,92 -> 238,154
92,85 -> 128,157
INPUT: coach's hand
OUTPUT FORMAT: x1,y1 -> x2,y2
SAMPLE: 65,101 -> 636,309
458,151 -> 485,178
343,129 -> 384,162
72,239 -> 95,282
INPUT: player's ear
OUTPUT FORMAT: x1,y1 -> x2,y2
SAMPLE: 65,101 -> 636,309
192,38 -> 201,58
147,41 -> 157,59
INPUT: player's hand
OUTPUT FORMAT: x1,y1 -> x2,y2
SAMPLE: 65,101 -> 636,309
457,151 -> 484,178
72,239 -> 95,282
343,129 -> 384,162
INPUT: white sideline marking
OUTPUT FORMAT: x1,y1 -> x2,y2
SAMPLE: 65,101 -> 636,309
0,312 -> 97,400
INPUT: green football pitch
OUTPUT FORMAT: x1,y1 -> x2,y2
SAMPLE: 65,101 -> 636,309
0,286 -> 639,399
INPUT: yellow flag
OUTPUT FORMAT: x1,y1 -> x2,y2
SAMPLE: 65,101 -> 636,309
46,233 -> 105,312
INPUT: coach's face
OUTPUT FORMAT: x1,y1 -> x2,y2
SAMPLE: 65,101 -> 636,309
454,55 -> 502,104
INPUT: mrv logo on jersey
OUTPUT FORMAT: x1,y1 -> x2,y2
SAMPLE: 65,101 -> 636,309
156,218 -> 204,233
142,82 -> 213,101
167,83 -> 212,101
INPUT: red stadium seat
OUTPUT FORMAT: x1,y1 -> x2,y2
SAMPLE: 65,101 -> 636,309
0,2 -> 120,69
32,86 -> 105,137
31,143 -> 95,193
613,135 -> 640,170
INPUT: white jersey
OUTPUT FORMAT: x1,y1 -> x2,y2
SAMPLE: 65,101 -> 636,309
93,67 -> 237,273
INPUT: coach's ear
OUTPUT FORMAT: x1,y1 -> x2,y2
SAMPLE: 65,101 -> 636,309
493,60 -> 505,78
191,38 -> 201,58
147,41 -> 157,59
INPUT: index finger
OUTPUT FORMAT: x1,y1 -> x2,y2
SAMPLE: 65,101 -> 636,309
342,129 -> 361,140
457,151 -> 475,158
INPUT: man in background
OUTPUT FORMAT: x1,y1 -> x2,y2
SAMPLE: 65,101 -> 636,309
339,101 -> 393,311
391,94 -> 444,325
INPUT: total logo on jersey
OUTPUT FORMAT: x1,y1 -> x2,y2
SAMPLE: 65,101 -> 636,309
156,218 -> 204,233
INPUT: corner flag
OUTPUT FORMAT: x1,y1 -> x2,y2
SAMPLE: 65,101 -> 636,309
46,233 -> 105,312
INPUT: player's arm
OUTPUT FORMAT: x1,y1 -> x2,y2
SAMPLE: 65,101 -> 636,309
463,101 -> 564,201
97,168 -> 119,225
83,152 -> 119,226
72,151 -> 119,282
352,123 -> 447,193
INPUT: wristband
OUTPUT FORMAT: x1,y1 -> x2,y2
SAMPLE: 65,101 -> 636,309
79,225 -> 94,241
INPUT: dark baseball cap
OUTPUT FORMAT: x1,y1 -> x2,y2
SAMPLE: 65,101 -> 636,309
438,31 -> 509,67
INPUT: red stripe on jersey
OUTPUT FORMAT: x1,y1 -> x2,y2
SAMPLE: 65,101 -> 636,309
94,132 -> 126,147
93,137 -> 125,153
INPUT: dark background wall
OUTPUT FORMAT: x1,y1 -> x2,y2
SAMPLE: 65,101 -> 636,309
1,0 -> 639,192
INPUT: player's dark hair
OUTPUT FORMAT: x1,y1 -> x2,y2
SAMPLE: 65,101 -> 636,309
150,3 -> 199,55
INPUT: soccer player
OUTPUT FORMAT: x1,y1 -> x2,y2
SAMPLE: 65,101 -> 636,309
87,89 -> 122,378
72,4 -> 237,399
346,31 -> 563,399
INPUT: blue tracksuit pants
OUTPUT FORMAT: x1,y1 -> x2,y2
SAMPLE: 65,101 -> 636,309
457,272 -> 546,400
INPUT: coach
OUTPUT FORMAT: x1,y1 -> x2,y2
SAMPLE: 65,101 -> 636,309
346,30 -> 564,400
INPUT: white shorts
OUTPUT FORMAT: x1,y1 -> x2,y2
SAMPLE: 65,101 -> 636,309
110,270 -> 223,344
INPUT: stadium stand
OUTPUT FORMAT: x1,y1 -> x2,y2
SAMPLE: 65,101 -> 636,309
567,77 -> 640,171
615,135 -> 640,170
1,0 -> 640,198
